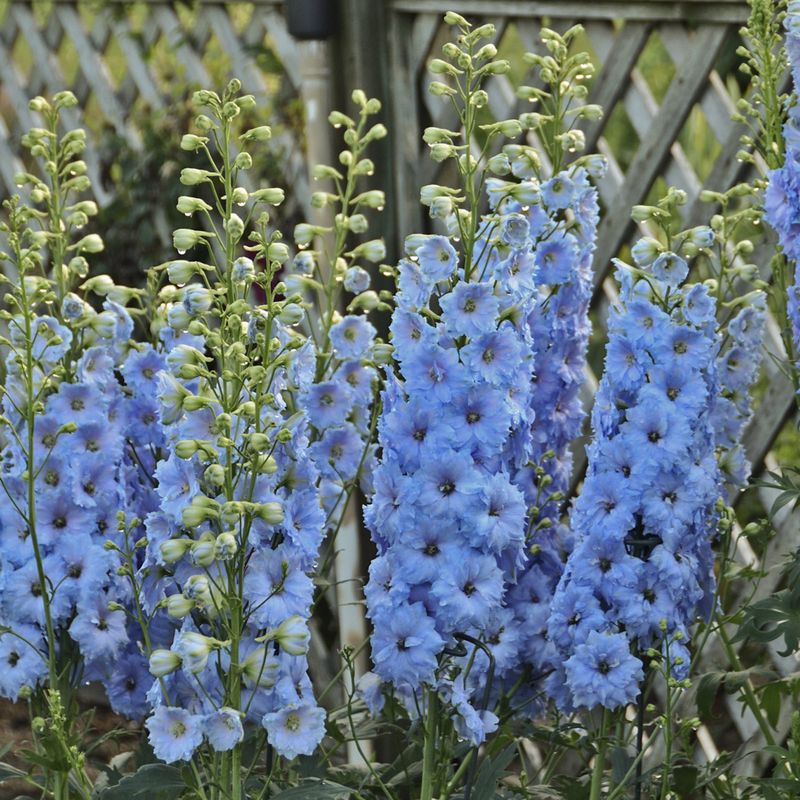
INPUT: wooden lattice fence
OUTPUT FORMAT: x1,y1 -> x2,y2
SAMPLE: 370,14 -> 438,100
0,0 -> 798,779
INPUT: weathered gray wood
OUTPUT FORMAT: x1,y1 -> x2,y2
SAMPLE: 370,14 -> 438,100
390,0 -> 750,24
582,21 -> 651,154
592,24 -> 727,291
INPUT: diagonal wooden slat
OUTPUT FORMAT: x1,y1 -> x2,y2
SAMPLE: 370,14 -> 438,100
592,24 -> 728,290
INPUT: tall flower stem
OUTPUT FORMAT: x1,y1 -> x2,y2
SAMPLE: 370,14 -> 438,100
420,689 -> 439,800
589,710 -> 608,800
11,213 -> 69,800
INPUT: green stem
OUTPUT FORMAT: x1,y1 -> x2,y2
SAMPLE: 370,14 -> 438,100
420,689 -> 439,800
589,709 -> 608,800
718,625 -> 777,748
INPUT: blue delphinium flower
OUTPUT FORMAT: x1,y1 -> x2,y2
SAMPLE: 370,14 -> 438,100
146,706 -> 205,763
546,224 -> 723,712
0,296 -> 135,704
765,3 -> 800,376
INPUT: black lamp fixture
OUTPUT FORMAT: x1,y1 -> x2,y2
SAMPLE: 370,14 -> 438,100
285,0 -> 338,40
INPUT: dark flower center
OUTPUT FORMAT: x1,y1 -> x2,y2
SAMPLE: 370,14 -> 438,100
597,660 -> 610,675
464,299 -> 476,313
71,399 -> 85,411
424,543 -> 439,556
599,557 -> 612,573
463,582 -> 476,597
439,480 -> 455,496
54,516 -> 67,529
466,411 -> 480,424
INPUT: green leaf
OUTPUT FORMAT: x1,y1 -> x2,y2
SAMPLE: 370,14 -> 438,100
696,670 -> 725,718
470,743 -> 517,800
672,763 -> 698,797
270,780 -> 354,800
761,681 -> 783,729
0,761 -> 30,783
99,764 -> 186,800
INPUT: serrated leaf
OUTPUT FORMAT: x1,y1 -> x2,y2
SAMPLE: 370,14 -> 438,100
270,780 -> 354,800
98,764 -> 185,800
470,743 -> 517,800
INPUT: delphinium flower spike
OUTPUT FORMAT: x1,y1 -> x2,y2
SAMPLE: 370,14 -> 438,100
546,189 -> 756,714
286,91 -> 390,581
764,1 -> 800,384
0,93 -> 143,798
118,82 -> 327,796
361,17 -> 604,794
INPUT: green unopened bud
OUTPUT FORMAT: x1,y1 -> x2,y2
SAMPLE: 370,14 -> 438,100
251,187 -> 285,205
242,647 -> 279,688
241,125 -> 272,142
261,615 -> 310,656
226,213 -> 245,242
180,134 -> 208,151
234,151 -> 253,170
149,649 -> 182,677
160,538 -> 193,564
180,168 -> 216,186
166,593 -> 195,619
74,234 -> 104,254
190,534 -> 216,567
176,196 -> 212,215
215,532 -> 238,560
257,501 -> 284,525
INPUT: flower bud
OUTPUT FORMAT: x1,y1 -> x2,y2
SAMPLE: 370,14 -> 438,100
190,534 -> 216,568
225,213 -> 245,242
271,615 -> 310,656
160,538 -> 193,564
257,501 -> 284,525
176,196 -> 212,215
242,647 -> 279,688
215,532 -> 238,560
74,234 -> 104,254
241,125 -> 272,142
180,134 -> 208,151
180,168 -> 216,186
234,152 -> 252,170
149,649 -> 182,677
175,632 -> 225,674
166,594 -> 195,619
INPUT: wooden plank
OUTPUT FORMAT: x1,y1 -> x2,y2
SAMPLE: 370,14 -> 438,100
10,3 -> 111,207
591,24 -> 728,292
110,15 -> 166,111
56,5 -> 141,148
387,8 -> 425,243
583,21 -> 651,153
389,0 -> 750,24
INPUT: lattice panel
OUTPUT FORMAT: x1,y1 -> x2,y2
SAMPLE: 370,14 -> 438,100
0,0 -> 310,230
384,0 -> 800,778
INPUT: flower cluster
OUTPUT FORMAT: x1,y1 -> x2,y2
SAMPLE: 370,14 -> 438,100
503,164 -> 603,694
547,207 -> 723,712
107,84 -> 329,775
764,1 -> 800,371
0,94 -> 142,715
364,214 -> 536,739
286,93 -> 389,538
